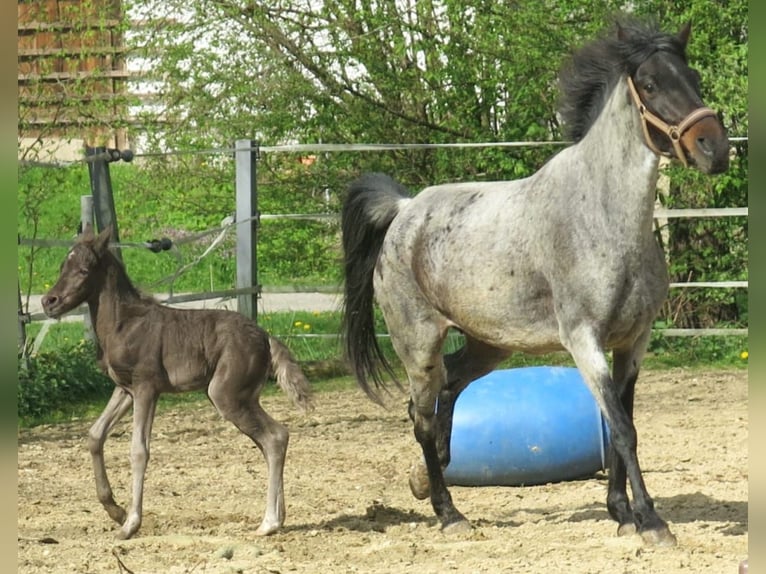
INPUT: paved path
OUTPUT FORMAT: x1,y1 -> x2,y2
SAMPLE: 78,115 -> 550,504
22,292 -> 342,321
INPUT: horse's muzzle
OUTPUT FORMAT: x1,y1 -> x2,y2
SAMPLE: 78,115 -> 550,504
681,115 -> 730,174
41,294 -> 65,319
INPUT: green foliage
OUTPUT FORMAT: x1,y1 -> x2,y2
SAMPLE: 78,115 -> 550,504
18,0 -> 748,406
18,341 -> 113,424
647,332 -> 749,368
17,160 -> 343,294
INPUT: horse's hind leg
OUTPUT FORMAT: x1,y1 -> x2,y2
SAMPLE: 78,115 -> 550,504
409,337 -> 509,500
208,375 -> 289,536
562,325 -> 675,546
384,315 -> 469,532
88,386 -> 133,526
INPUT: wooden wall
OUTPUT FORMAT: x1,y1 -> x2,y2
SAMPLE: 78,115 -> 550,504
18,0 -> 131,154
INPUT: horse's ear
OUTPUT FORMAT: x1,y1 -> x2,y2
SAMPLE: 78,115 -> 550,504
93,226 -> 113,254
616,21 -> 629,42
677,21 -> 692,47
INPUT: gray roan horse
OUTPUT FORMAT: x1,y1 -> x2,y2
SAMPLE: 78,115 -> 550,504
340,19 -> 729,547
42,226 -> 313,540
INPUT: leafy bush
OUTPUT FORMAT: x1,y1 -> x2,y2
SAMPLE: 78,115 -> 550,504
18,342 -> 113,422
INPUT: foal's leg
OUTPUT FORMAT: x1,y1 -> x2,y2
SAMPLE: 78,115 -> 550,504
88,386 -> 133,525
118,385 -> 159,540
562,325 -> 675,546
208,375 -> 289,536
409,337 -> 509,500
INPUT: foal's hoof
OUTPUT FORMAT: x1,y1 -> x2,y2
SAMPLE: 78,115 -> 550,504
409,460 -> 430,500
617,522 -> 637,537
640,526 -> 677,547
254,521 -> 281,536
442,518 -> 472,535
105,505 -> 127,526
115,528 -> 136,541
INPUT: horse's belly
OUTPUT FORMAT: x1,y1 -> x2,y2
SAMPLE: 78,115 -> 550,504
439,286 -> 563,352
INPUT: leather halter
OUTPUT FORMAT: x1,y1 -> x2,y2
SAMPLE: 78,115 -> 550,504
626,75 -> 717,167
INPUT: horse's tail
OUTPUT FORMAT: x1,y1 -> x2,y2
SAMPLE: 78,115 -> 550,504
340,172 -> 410,404
268,335 -> 314,413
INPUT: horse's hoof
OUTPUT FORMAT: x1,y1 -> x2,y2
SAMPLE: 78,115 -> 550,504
640,526 -> 677,547
115,528 -> 135,541
106,505 -> 127,525
254,521 -> 281,536
409,460 -> 430,500
442,518 -> 472,535
617,522 -> 637,537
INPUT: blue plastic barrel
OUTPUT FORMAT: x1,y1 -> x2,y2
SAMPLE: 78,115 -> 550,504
443,367 -> 610,486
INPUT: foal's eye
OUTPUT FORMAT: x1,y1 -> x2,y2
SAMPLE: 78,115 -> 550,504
79,268 -> 90,276
642,82 -> 655,94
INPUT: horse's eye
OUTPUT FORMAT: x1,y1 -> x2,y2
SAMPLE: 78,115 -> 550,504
643,82 -> 655,94
79,268 -> 90,276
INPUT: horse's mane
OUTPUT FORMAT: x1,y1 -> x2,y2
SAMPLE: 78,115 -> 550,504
81,235 -> 156,306
557,16 -> 688,142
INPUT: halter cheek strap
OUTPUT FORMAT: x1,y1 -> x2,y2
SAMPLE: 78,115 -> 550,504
626,76 -> 717,167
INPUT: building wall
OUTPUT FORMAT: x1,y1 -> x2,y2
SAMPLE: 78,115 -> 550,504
18,0 -> 130,160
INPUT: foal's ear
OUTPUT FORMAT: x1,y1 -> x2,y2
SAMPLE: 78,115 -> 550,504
93,226 -> 113,255
677,21 -> 692,48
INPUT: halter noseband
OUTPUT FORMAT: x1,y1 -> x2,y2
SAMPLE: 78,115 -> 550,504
626,75 -> 717,167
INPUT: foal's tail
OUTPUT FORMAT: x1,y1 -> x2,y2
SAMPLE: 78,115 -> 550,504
340,172 -> 410,404
268,336 -> 314,412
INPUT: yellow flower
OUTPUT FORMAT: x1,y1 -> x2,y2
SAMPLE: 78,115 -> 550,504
294,321 -> 303,327
740,351 -> 749,360
303,323 -> 311,331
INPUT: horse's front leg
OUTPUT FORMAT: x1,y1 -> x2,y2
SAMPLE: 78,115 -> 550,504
88,386 -> 133,525
607,339 -> 645,537
118,386 -> 159,540
564,325 -> 676,546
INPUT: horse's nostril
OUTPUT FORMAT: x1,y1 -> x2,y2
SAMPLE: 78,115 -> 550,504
42,295 -> 57,308
697,137 -> 713,156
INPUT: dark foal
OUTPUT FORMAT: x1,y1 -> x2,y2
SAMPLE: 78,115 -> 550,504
42,226 -> 313,539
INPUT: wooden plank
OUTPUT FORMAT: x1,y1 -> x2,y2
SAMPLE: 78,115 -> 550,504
18,69 -> 139,82
17,19 -> 123,33
18,46 -> 132,58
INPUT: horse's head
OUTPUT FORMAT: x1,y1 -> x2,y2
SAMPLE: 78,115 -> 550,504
624,22 -> 729,174
41,226 -> 113,319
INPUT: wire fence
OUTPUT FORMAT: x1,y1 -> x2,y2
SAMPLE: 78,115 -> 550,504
18,137 -> 749,348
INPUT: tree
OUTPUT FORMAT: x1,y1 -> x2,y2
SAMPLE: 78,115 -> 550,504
126,0 -> 747,327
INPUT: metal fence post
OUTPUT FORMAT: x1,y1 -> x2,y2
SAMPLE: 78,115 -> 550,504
18,280 -> 28,354
235,139 -> 260,321
86,146 -> 122,261
81,195 -> 95,341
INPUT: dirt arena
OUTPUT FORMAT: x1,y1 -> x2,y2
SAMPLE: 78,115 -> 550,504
18,368 -> 747,573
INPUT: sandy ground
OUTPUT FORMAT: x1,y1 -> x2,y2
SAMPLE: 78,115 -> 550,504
18,368 -> 747,573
